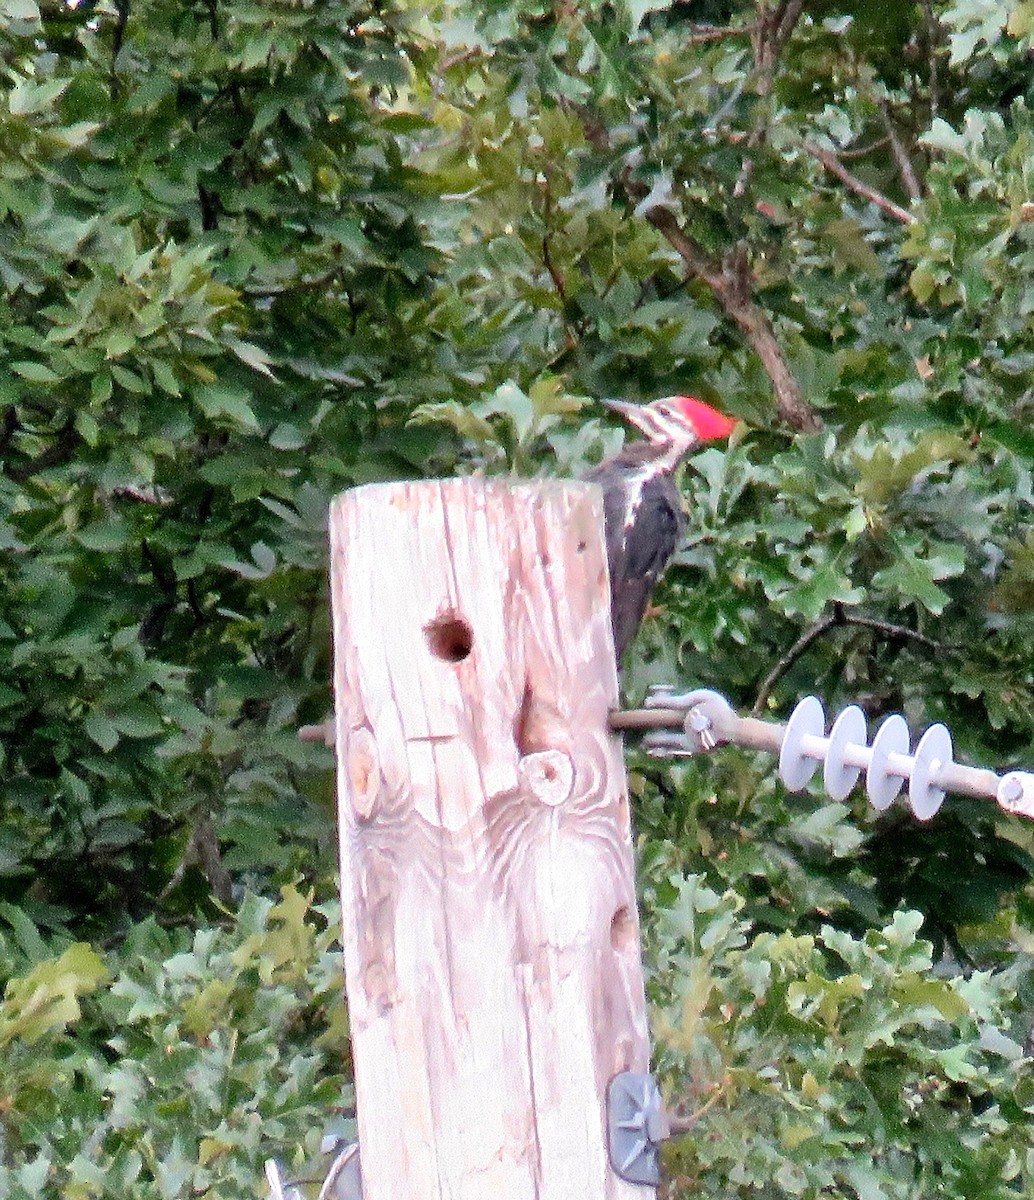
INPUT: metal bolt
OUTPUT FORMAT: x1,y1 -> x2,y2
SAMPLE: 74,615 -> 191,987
687,707 -> 717,751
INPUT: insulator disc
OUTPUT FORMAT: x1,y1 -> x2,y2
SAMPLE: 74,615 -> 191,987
823,705 -> 867,800
909,723 -> 953,820
778,695 -> 825,792
866,714 -> 910,811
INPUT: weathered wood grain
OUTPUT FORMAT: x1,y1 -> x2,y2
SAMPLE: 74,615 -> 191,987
330,478 -> 653,1200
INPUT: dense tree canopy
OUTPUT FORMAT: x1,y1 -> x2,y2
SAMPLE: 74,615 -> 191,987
1,0 -> 1034,1196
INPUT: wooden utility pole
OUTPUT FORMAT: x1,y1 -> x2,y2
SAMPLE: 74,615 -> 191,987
329,478 -> 654,1200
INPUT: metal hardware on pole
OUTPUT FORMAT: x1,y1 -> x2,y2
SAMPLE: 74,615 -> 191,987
612,687 -> 1034,822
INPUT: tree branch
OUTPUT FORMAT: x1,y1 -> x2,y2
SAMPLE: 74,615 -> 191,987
157,808 -> 233,906
878,102 -> 922,202
753,0 -> 806,96
643,206 -> 820,431
245,267 -> 345,299
803,141 -> 915,224
733,3 -> 806,213
753,607 -> 947,713
753,613 -> 837,713
682,21 -> 758,45
0,406 -> 17,454
109,0 -> 129,101
919,0 -> 942,118
841,613 -> 943,652
569,69 -> 821,431
540,176 -> 578,351
773,0 -> 806,54
837,136 -> 891,160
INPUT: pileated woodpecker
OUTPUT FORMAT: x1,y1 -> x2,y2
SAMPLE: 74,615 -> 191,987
586,395 -> 736,662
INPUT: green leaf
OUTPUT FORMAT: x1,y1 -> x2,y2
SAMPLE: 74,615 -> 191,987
12,361 -> 60,384
195,385 -> 260,431
104,329 -> 136,359
0,943 -> 107,1048
84,712 -> 120,752
625,0 -> 673,32
269,422 -> 306,450
151,359 -> 181,396
776,559 -> 865,621
221,541 -> 277,580
110,706 -> 165,738
75,517 -> 129,551
1,0 -> 41,22
8,77 -> 68,116
225,336 -> 277,378
873,538 -> 966,614
1008,1 -> 1034,36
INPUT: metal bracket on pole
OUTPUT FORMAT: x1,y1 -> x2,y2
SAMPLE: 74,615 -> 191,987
611,687 -> 1034,823
607,1072 -> 669,1187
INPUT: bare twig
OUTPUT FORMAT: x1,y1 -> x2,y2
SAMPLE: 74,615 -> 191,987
803,141 -> 915,224
919,0 -> 942,117
753,613 -> 837,713
683,21 -> 759,44
186,577 -> 206,629
112,483 -> 171,504
668,1084 -> 727,1136
540,180 -> 579,351
195,810 -> 233,905
837,136 -> 891,160
733,4 -> 806,217
245,267 -> 345,299
157,809 -> 233,905
878,102 -> 922,202
439,46 -> 480,73
841,614 -> 943,652
109,0 -> 129,100
753,0 -> 806,96
753,607 -> 947,712
731,157 -> 755,198
0,406 -> 17,454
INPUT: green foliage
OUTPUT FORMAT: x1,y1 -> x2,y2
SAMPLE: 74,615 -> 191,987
0,0 -> 454,924
2,0 -> 1034,1196
0,887 -> 348,1200
644,876 -> 1033,1199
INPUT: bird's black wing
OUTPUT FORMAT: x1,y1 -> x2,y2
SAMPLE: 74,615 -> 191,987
606,475 -> 685,661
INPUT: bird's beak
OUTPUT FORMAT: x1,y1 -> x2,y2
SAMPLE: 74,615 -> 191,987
602,398 -> 651,434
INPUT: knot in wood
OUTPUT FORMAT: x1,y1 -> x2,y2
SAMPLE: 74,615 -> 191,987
346,727 -> 380,819
517,749 -> 574,807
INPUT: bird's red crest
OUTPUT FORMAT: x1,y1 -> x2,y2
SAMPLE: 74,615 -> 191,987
670,396 -> 736,441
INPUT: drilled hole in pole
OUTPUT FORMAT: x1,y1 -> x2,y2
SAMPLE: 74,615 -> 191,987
425,614 -> 473,663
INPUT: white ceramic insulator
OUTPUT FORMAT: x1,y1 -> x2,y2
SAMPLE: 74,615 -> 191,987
778,696 -> 826,792
908,723 -> 953,821
800,734 -> 828,760
640,684 -> 1034,826
842,743 -> 870,770
866,715 -> 911,811
823,705 -> 868,801
886,751 -> 914,778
